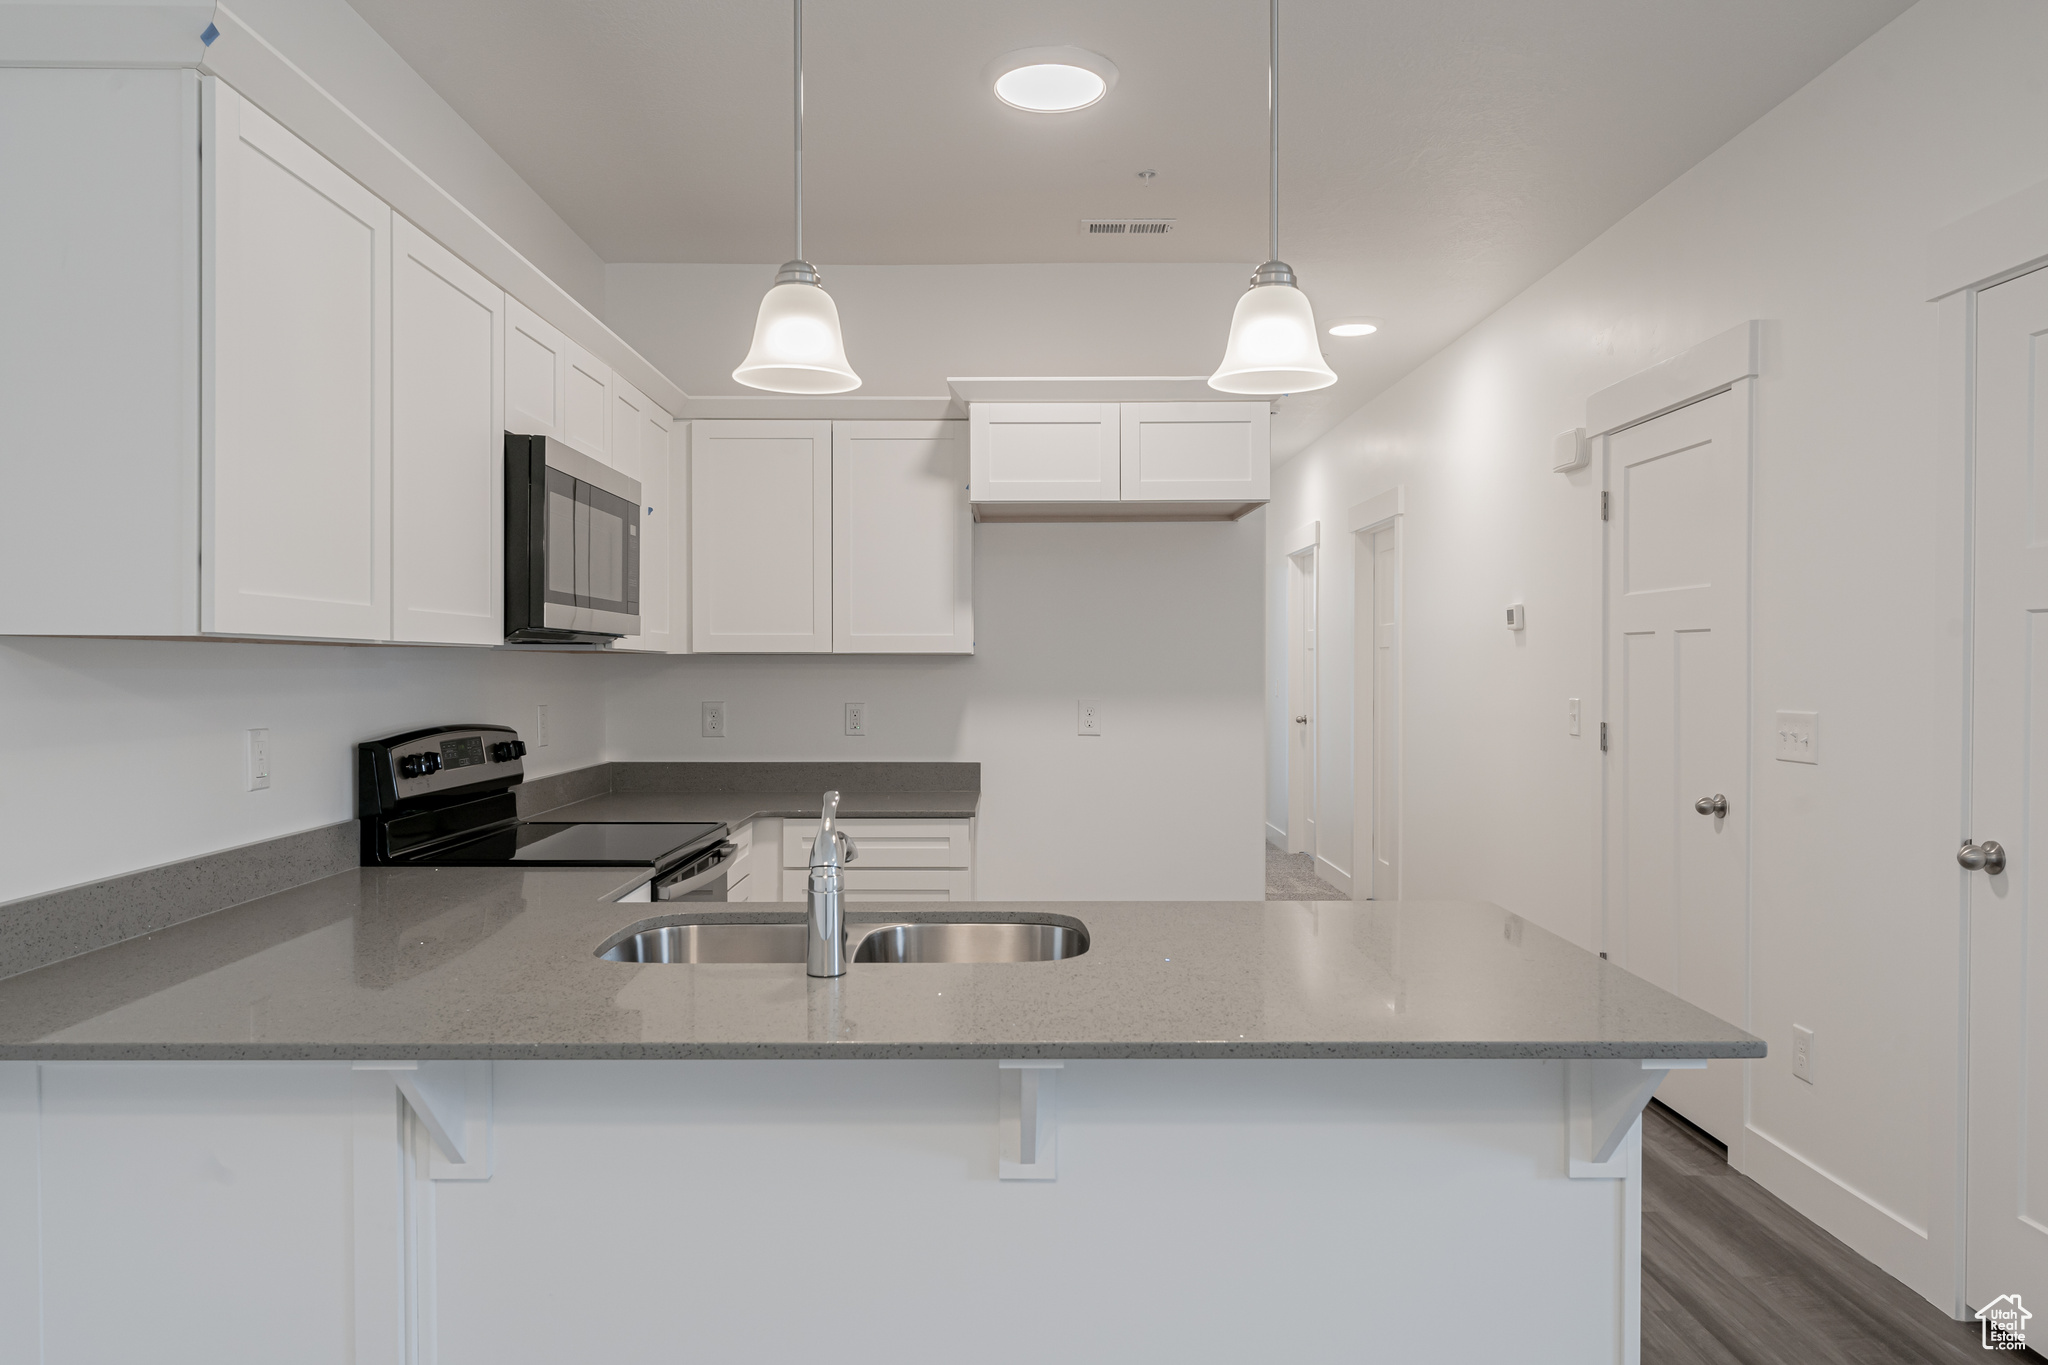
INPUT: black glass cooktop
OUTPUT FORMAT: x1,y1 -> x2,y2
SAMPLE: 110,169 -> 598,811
426,821 -> 723,867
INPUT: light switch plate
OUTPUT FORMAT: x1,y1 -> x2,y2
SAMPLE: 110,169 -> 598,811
1568,698 -> 1581,737
1792,1024 -> 1815,1084
844,702 -> 866,737
1775,711 -> 1817,764
246,728 -> 271,791
702,702 -> 726,738
1077,700 -> 1103,736
535,704 -> 551,748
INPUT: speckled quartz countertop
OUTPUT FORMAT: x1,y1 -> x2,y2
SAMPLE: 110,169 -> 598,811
0,862 -> 1762,1061
539,789 -> 982,826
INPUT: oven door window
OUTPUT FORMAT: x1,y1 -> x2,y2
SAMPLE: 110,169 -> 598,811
577,480 -> 639,616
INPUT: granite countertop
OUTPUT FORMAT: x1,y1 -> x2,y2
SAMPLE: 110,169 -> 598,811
540,789 -> 981,827
0,863 -> 1762,1062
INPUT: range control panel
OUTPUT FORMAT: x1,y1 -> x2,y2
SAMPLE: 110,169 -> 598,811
358,724 -> 526,813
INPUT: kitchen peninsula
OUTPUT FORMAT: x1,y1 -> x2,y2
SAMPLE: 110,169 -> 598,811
0,866 -> 1757,1365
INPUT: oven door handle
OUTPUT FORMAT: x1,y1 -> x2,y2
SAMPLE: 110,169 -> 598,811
654,842 -> 737,901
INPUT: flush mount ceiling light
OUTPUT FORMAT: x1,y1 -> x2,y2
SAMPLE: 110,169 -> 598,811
1328,318 -> 1381,337
985,46 -> 1119,113
733,0 -> 860,394
1209,0 -> 1337,396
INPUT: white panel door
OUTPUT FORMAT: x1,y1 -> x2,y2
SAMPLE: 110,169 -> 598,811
1603,383 -> 1750,1148
1120,402 -> 1270,502
832,420 -> 972,653
611,377 -> 678,652
563,338 -> 611,463
391,217 -> 503,645
1286,546 -> 1317,856
203,81 -> 391,640
691,420 -> 832,652
1967,265 -> 2048,1319
504,296 -> 566,439
1352,523 -> 1402,900
968,403 -> 1119,502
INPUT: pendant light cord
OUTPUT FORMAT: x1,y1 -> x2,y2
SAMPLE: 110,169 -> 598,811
1268,0 -> 1279,263
793,0 -> 805,262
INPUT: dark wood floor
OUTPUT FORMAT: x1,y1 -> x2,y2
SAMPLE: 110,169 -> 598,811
1642,1101 -> 2032,1363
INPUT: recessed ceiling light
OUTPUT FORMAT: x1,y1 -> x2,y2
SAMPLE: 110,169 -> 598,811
986,47 -> 1118,113
1327,319 -> 1381,337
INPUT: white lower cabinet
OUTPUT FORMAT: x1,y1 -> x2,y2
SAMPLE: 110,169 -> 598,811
391,219 -> 504,645
776,818 -> 975,901
690,420 -> 972,655
204,81 -> 392,640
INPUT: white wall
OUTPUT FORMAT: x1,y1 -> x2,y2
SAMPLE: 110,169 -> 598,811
228,0 -> 608,315
0,641 -> 607,903
605,519 -> 1267,902
1263,0 -> 2048,1314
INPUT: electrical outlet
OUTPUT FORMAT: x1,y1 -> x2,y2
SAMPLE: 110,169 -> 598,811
845,702 -> 866,737
1775,711 -> 1817,764
702,701 -> 726,738
536,704 -> 551,748
1078,699 -> 1103,736
1792,1024 -> 1815,1084
1568,698 -> 1581,737
246,728 -> 271,791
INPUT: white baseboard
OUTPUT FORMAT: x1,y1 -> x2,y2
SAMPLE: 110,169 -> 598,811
1742,1123 -> 1947,1310
1315,856 -> 1354,897
1265,823 -> 1287,850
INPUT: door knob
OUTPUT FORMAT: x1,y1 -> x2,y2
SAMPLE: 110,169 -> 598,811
1294,714 -> 1309,725
1694,794 -> 1727,818
1959,840 -> 2007,875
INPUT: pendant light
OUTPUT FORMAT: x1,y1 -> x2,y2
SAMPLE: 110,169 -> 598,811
734,0 -> 860,394
1208,0 -> 1337,396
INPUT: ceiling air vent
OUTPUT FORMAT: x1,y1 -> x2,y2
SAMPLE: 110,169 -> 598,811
1080,218 -> 1176,236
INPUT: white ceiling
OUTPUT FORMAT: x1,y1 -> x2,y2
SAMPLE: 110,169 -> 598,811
345,0 -> 1911,453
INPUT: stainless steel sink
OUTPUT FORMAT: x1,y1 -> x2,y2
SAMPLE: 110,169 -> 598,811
597,922 -> 807,964
596,919 -> 1088,965
853,921 -> 1087,964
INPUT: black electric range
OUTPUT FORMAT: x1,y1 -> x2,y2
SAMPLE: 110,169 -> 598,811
356,725 -> 726,876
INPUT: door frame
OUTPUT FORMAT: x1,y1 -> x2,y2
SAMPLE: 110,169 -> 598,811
1349,489 -> 1405,900
1593,321 -> 1759,1170
1932,173 -> 2048,1320
1282,520 -> 1319,858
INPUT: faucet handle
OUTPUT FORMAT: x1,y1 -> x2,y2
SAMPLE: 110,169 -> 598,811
838,832 -> 858,864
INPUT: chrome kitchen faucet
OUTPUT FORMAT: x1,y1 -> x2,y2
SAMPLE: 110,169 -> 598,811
806,791 -> 858,976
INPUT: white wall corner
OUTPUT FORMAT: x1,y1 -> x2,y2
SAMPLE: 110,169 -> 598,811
1281,520 -> 1319,557
1584,320 -> 1760,437
1345,487 -> 1404,533
1927,174 -> 2048,300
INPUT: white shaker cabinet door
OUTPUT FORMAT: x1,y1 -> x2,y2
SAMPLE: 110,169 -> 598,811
968,402 -> 1120,502
202,81 -> 391,640
504,296 -> 567,440
391,217 -> 504,645
691,420 -> 832,653
563,338 -> 612,463
833,420 -> 972,653
611,377 -> 680,652
1120,402 -> 1270,503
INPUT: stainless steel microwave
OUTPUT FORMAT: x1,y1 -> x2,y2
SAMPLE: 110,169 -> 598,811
504,434 -> 642,644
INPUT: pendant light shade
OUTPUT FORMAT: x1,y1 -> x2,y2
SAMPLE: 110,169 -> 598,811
734,1 -> 860,394
1208,263 -> 1336,395
1209,0 -> 1337,396
733,264 -> 860,394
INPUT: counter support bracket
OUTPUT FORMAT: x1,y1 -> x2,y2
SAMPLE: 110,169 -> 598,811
1568,1059 -> 1703,1179
998,1060 -> 1061,1181
355,1060 -> 493,1180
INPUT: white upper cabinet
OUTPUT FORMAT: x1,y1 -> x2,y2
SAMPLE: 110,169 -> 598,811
691,420 -> 832,653
391,218 -> 504,646
203,82 -> 392,641
504,296 -> 567,440
833,421 -> 972,653
1119,401 -> 1270,503
563,339 -> 612,462
968,403 -> 1119,502
610,377 -> 681,653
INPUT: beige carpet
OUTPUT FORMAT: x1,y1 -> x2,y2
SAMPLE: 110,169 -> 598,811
1265,844 -> 1349,901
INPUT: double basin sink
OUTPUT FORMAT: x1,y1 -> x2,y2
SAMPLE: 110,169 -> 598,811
597,918 -> 1088,965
